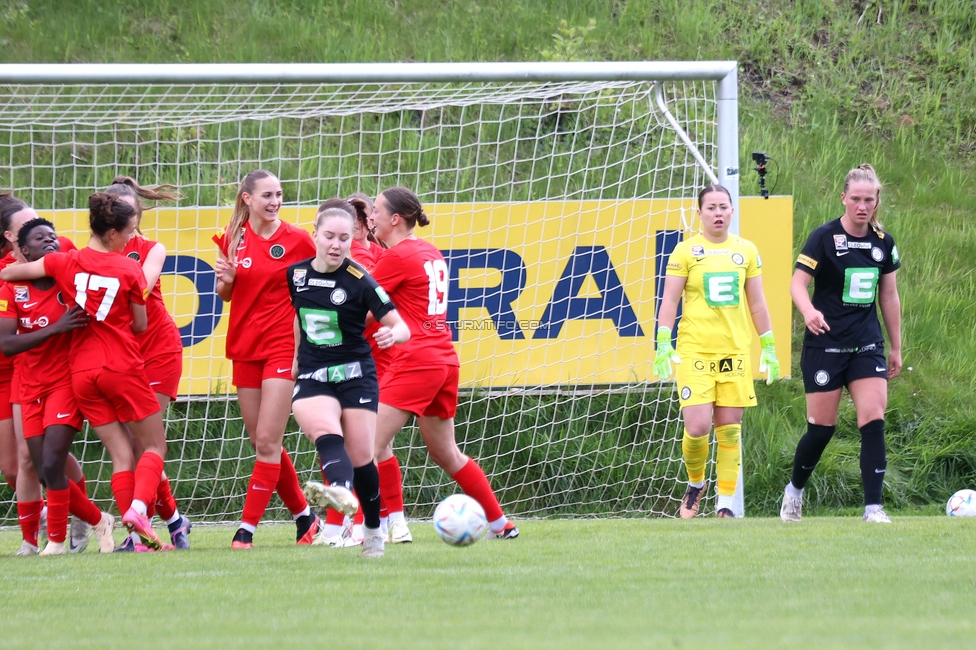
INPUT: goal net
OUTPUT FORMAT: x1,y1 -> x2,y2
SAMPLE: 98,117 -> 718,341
0,62 -> 740,524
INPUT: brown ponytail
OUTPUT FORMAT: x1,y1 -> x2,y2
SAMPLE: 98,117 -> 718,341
347,193 -> 385,247
104,176 -> 181,234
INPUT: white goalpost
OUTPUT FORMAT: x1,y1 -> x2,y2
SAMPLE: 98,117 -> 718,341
0,61 -> 743,523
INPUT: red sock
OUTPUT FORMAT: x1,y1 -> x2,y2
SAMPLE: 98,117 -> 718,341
377,456 -> 404,518
133,451 -> 165,507
17,499 -> 43,546
451,458 -> 505,522
155,477 -> 178,521
324,507 -> 345,526
242,461 -> 280,528
68,480 -> 102,526
275,448 -> 308,515
76,475 -> 86,495
46,488 -> 71,544
110,471 -> 135,516
6,477 -> 16,492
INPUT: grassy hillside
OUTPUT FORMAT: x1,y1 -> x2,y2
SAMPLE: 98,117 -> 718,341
2,0 -> 974,512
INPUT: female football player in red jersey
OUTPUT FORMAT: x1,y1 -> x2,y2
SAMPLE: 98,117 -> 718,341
348,193 -> 381,271
1,193 -> 171,550
369,187 -> 518,543
289,206 -> 410,557
1,195 -> 91,555
0,218 -> 117,554
104,176 -> 192,550
213,170 -> 319,549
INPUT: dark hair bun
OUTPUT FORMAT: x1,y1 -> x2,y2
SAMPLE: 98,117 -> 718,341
88,192 -> 135,236
89,192 -> 116,214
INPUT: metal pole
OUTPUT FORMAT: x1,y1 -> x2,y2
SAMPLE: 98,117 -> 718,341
0,61 -> 738,85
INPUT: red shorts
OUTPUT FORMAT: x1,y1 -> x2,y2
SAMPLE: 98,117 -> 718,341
0,377 -> 12,420
72,367 -> 160,427
144,352 -> 183,400
380,364 -> 459,419
11,367 -> 21,404
21,385 -> 84,438
232,357 -> 295,389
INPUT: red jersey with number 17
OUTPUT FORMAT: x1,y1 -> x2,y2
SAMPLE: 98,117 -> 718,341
43,248 -> 148,373
213,219 -> 315,361
123,236 -> 183,360
370,238 -> 458,369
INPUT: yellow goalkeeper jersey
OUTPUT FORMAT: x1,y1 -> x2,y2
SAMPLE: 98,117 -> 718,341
665,233 -> 762,355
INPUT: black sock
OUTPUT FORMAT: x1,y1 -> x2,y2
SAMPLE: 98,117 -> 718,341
859,419 -> 886,506
295,512 -> 317,541
791,424 -> 836,489
353,462 -> 381,530
314,434 -> 354,490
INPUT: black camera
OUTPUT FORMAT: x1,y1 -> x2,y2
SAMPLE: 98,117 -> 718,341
752,152 -> 769,198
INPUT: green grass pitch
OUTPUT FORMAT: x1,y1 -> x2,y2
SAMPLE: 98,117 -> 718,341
1,517 -> 974,649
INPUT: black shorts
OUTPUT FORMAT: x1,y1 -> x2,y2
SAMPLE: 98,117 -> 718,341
292,373 -> 380,412
800,343 -> 887,393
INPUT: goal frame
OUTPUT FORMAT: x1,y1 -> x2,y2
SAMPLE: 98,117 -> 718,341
0,61 -> 746,519
0,60 -> 740,218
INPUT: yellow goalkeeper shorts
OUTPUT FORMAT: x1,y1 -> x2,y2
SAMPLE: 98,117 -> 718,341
674,353 -> 756,409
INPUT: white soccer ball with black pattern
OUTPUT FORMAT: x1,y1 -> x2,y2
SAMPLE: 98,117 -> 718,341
433,494 -> 488,546
946,489 -> 976,517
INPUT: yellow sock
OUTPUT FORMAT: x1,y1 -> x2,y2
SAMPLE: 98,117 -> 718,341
714,424 -> 742,497
681,429 -> 709,485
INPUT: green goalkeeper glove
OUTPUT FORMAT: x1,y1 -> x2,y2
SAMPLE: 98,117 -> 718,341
759,331 -> 780,385
654,327 -> 681,379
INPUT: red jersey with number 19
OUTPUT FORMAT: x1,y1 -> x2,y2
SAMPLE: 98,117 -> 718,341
123,236 -> 183,359
213,219 -> 315,361
371,238 -> 458,369
43,248 -> 148,373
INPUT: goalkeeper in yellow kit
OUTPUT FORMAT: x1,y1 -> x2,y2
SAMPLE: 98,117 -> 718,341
655,184 -> 780,518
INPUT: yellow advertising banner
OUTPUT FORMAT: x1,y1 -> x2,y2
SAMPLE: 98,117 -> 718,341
42,197 -> 792,394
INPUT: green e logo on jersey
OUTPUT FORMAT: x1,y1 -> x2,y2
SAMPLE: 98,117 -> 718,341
300,307 -> 343,345
843,268 -> 880,304
703,272 -> 740,307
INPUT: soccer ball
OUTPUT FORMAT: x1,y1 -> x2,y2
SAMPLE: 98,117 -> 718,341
433,494 -> 488,546
946,489 -> 976,517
